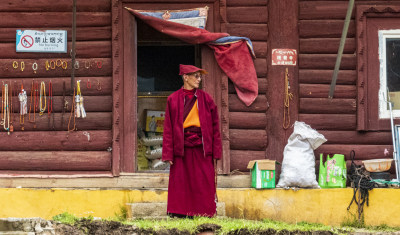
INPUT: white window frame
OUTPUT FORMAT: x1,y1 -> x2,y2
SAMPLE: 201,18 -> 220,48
378,29 -> 400,119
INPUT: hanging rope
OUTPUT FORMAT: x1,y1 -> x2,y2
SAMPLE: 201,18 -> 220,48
283,68 -> 293,129
347,150 -> 376,222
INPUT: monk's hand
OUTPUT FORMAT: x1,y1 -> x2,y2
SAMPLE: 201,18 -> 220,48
168,161 -> 173,165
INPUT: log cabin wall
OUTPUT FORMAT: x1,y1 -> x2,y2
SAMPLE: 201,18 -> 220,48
299,0 -> 396,177
225,0 -> 269,171
0,0 -> 113,175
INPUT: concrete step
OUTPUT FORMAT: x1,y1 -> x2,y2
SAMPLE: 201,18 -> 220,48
127,202 -> 226,219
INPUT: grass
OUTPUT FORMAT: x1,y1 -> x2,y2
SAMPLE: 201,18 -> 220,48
52,212 -> 400,234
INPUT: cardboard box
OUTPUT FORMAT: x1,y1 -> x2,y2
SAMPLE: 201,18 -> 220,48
145,110 -> 165,133
247,160 -> 277,189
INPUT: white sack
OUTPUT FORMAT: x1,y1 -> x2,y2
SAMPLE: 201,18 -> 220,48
276,121 -> 327,188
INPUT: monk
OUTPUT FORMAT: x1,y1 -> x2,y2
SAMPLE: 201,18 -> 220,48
162,64 -> 222,218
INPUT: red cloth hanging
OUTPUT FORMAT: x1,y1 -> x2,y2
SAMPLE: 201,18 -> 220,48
126,8 -> 258,106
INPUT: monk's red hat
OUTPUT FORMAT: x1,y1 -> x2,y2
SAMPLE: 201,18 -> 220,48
179,64 -> 208,75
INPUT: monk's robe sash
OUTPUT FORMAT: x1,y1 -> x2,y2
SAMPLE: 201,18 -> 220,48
183,95 -> 202,147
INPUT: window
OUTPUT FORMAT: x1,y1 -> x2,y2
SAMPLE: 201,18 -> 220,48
356,4 -> 400,130
378,30 -> 400,119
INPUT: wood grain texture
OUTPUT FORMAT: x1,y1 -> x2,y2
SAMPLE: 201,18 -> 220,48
299,98 -> 356,114
229,94 -> 268,112
0,12 -> 110,27
299,69 -> 356,85
0,0 -> 110,12
227,0 -> 267,6
227,6 -> 268,23
229,112 -> 267,129
299,1 -> 352,20
0,130 -> 111,151
300,84 -> 356,98
299,20 -> 355,38
0,151 -> 111,171
230,129 -> 267,150
299,114 -> 356,130
299,54 -> 356,70
300,38 -> 355,54
319,130 -> 392,145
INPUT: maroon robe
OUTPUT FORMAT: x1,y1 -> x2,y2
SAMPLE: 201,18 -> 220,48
162,88 -> 222,217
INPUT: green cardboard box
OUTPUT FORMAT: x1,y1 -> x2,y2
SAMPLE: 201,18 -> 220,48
247,160 -> 277,189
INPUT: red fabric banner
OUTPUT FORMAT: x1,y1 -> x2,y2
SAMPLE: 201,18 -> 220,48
126,8 -> 258,106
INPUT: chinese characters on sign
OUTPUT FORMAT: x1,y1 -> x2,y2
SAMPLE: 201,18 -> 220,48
271,49 -> 297,66
16,30 -> 67,53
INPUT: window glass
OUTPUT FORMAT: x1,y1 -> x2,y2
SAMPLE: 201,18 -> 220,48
137,45 -> 195,92
378,30 -> 400,118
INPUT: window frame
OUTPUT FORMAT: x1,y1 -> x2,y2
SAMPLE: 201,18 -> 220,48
356,4 -> 400,130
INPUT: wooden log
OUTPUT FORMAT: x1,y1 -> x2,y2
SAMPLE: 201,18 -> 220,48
53,96 -> 112,112
253,41 -> 268,58
299,1 -> 352,20
254,58 -> 267,77
229,94 -> 268,112
299,69 -> 356,85
227,7 -> 268,23
299,54 -> 356,70
227,0 -> 267,6
318,130 -> 392,145
300,84 -> 356,98
300,38 -> 355,54
230,129 -> 267,150
0,151 -> 111,171
299,114 -> 356,130
299,98 -> 356,114
0,130 -> 111,151
299,20 -> 355,38
0,27 -> 111,43
315,144 -> 393,160
0,58 -> 111,78
0,41 -> 111,59
229,78 -> 267,94
2,77 -> 112,96
0,0 -> 110,12
9,96 -> 112,113
0,12 -> 110,27
229,112 -> 267,129
8,112 -> 111,131
230,150 -> 266,171
225,23 -> 268,41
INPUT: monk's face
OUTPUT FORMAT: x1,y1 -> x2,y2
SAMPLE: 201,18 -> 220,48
183,72 -> 202,90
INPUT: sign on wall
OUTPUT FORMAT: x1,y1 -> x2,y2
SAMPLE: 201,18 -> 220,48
272,49 -> 297,66
16,30 -> 67,53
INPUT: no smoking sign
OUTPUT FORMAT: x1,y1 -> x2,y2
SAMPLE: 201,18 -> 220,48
16,29 -> 67,53
21,35 -> 34,48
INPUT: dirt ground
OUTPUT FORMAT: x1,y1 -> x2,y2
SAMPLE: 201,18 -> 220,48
52,219 -> 337,235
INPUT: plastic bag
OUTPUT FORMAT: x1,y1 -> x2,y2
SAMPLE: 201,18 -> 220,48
276,121 -> 327,188
319,154 -> 347,188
